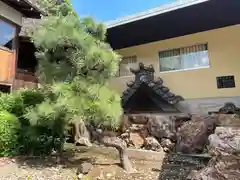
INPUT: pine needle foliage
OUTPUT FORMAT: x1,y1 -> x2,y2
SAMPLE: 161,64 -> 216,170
32,1 -> 120,84
27,80 -> 122,129
29,0 -> 122,130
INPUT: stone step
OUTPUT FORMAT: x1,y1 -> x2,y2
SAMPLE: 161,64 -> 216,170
159,153 -> 211,180
160,168 -> 192,180
163,163 -> 206,169
168,153 -> 211,163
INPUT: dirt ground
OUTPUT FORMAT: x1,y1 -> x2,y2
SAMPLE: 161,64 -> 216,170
0,144 -> 163,180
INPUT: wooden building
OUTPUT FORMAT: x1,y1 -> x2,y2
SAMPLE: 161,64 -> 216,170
0,0 -> 41,92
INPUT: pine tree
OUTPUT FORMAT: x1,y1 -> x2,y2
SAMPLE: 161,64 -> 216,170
33,1 -> 119,84
30,0 -> 135,173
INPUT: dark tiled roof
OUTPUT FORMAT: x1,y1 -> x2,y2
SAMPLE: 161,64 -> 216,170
121,62 -> 184,113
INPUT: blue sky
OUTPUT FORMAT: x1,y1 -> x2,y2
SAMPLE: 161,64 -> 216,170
72,0 -> 175,22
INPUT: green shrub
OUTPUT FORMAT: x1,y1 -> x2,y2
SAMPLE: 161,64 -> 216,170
18,88 -> 45,108
19,126 -> 63,156
0,111 -> 21,156
0,92 -> 23,118
19,102 -> 67,156
0,88 -> 46,126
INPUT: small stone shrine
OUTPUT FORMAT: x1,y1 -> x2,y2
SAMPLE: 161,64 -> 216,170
121,62 -> 183,113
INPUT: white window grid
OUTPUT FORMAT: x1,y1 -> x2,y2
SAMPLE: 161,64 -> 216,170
117,56 -> 138,77
159,44 -> 210,72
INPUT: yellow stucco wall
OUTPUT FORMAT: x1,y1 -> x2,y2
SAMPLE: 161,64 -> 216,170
109,25 -> 240,100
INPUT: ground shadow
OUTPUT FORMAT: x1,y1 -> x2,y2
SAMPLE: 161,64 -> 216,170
15,146 -> 90,169
14,144 -> 122,169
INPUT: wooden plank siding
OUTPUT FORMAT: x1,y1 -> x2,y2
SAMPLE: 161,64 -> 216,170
0,49 -> 15,84
12,70 -> 38,90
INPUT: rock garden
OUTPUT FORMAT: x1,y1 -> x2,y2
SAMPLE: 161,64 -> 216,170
0,98 -> 240,180
63,102 -> 240,180
0,1 -> 239,180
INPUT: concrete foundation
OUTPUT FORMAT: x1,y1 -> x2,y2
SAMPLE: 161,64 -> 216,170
176,96 -> 240,114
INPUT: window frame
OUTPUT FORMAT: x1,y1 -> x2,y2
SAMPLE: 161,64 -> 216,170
0,16 -> 17,52
159,43 -> 210,73
117,55 -> 138,77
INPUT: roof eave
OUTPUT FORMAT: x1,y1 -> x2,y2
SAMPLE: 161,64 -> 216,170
22,0 -> 44,16
106,0 -> 210,29
1,0 -> 43,18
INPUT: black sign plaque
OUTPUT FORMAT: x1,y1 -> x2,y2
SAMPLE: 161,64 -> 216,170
217,76 -> 235,89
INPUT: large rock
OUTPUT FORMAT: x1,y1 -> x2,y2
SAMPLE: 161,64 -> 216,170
208,127 -> 240,156
76,137 -> 92,147
146,115 -> 176,141
119,114 -> 132,133
193,127 -> 240,180
129,133 -> 144,149
139,126 -> 149,139
219,102 -> 240,114
171,114 -> 192,131
161,138 -> 175,150
77,162 -> 93,175
144,136 -> 162,151
129,124 -> 145,132
216,114 -> 240,127
128,114 -> 149,124
176,115 -> 217,153
193,155 -> 240,180
77,162 -> 93,179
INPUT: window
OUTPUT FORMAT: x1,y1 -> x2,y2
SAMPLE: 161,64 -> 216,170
117,56 -> 138,76
18,41 -> 38,73
159,44 -> 209,72
0,18 -> 16,50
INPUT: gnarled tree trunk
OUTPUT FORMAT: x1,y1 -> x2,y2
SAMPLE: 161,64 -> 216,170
101,136 -> 135,173
72,121 -> 92,147
87,124 -> 135,173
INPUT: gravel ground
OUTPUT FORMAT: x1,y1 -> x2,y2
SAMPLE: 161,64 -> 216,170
0,145 -> 163,180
